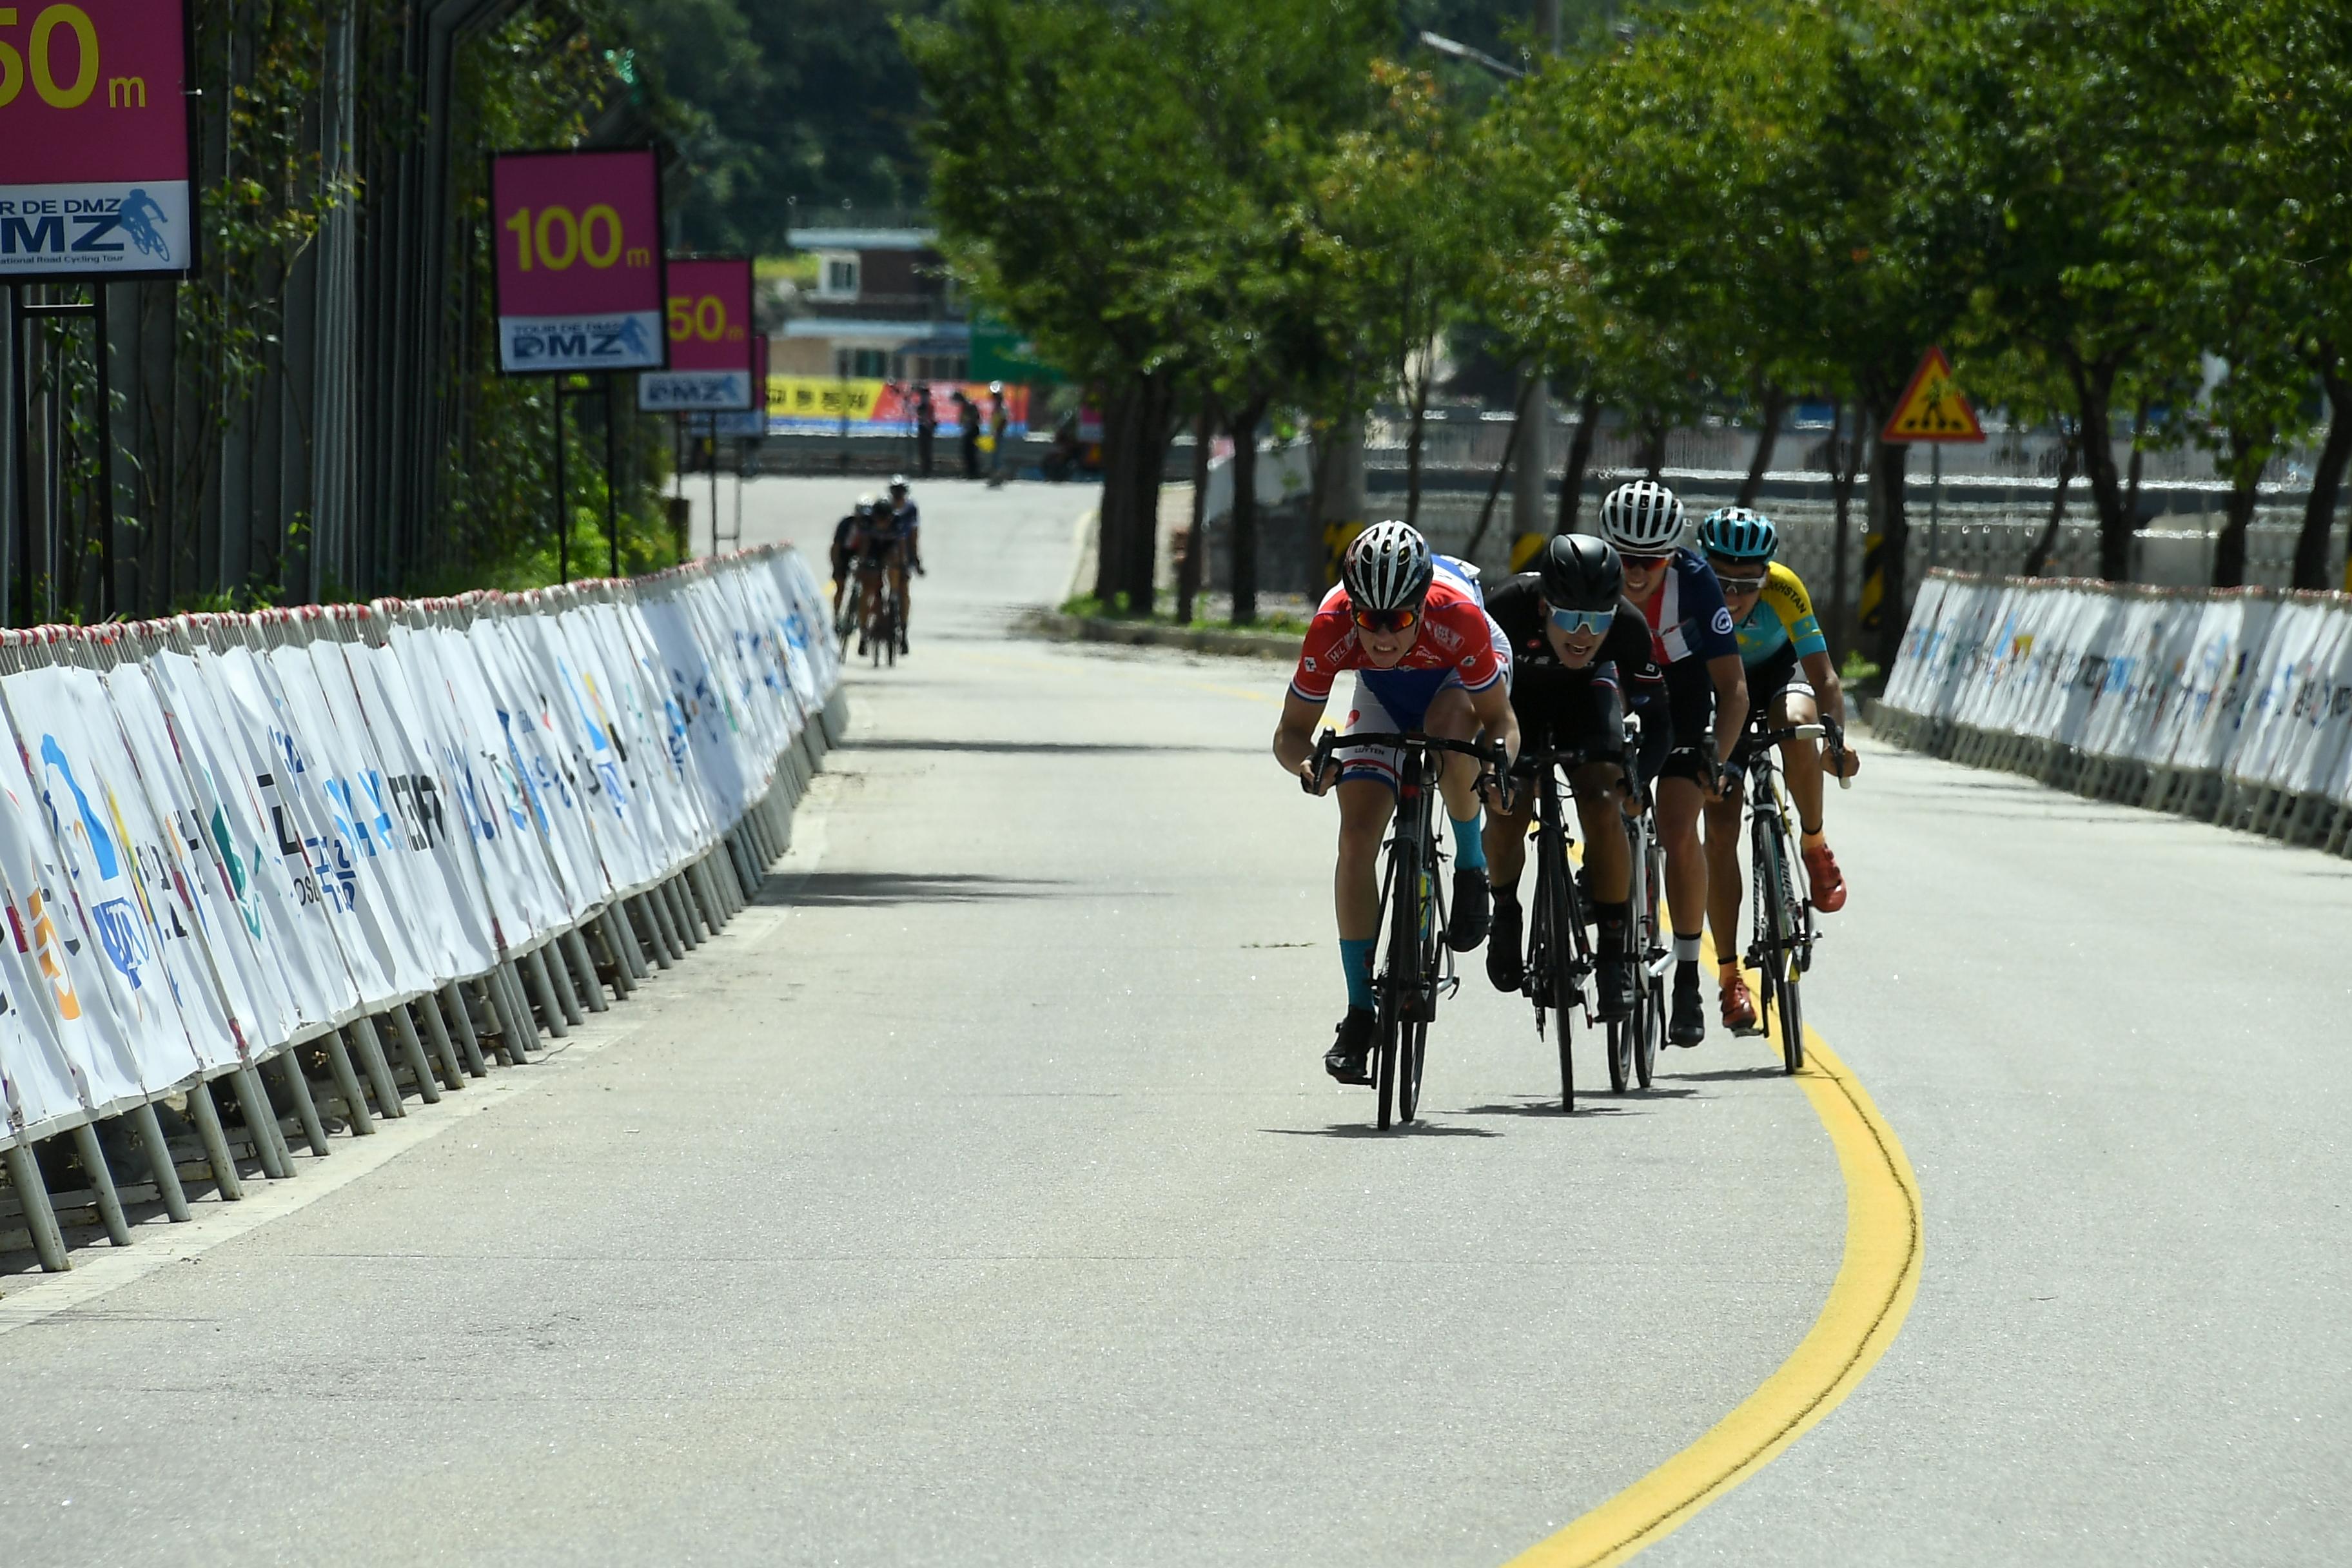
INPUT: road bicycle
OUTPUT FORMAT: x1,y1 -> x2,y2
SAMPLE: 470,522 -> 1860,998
856,561 -> 901,668
1611,714 -> 1667,1093
1512,741 -> 1618,1111
1306,728 -> 1505,1128
1738,719 -> 1823,1075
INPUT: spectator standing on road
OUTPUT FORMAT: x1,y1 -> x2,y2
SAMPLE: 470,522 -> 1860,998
987,382 -> 1010,485
956,389 -> 983,479
914,382 -> 937,478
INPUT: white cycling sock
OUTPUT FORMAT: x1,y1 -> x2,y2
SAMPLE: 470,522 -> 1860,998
1672,933 -> 1701,965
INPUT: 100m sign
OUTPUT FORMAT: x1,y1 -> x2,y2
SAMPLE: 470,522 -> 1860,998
502,202 -> 651,273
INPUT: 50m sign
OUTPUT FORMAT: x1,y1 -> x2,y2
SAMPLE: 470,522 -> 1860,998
0,0 -> 195,279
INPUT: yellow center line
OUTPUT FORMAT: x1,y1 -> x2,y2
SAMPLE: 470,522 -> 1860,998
1504,1021 -> 1922,1567
1004,631 -> 1925,1560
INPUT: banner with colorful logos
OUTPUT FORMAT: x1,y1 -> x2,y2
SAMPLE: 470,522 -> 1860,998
0,547 -> 839,1146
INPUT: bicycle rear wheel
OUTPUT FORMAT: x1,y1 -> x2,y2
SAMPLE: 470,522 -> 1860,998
1624,823 -> 1664,1090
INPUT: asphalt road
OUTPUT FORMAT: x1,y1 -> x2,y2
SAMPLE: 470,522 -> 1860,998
0,475 -> 2346,1566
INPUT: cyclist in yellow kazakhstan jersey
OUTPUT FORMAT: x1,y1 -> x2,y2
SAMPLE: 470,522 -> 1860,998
1696,507 -> 1860,1033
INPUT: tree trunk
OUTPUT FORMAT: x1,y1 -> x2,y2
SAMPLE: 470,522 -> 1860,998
1229,398 -> 1268,625
1827,400 -> 1865,656
2295,351 -> 2351,590
2065,351 -> 2132,581
1119,371 -> 1178,613
1179,397 -> 1212,625
1093,379 -> 1144,607
2022,426 -> 2078,578
1867,431 -> 1911,669
1735,385 -> 1790,507
2122,391 -> 2150,537
1404,364 -> 1431,529
1637,409 -> 1667,480
1462,411 -> 1523,562
2213,425 -> 2269,589
1556,389 -> 1600,534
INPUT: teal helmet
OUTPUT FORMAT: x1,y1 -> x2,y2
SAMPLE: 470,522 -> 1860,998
1698,505 -> 1778,563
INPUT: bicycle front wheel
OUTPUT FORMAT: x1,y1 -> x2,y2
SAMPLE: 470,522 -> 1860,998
1759,822 -> 1804,1074
1376,841 -> 1422,1130
1625,825 -> 1664,1090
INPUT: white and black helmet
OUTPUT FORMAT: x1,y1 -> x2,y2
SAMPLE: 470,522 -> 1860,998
1342,520 -> 1434,611
1599,480 -> 1687,554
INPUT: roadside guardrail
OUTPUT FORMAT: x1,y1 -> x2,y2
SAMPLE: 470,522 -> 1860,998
0,545 -> 844,1273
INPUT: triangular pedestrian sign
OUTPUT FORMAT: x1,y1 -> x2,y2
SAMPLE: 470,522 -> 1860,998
1881,348 -> 1986,443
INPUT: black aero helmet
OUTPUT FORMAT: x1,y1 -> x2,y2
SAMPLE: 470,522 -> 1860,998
1537,534 -> 1624,612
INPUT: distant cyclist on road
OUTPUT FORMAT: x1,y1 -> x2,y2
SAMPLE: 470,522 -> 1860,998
1271,522 -> 1520,1086
1601,480 -> 1749,1049
1694,506 -> 1858,1032
1478,534 -> 1665,1018
887,475 -> 925,652
850,493 -> 908,656
830,495 -> 874,620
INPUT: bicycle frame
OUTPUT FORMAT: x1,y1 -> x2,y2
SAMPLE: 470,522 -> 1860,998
1740,722 -> 1821,1072
1306,729 -> 1502,1128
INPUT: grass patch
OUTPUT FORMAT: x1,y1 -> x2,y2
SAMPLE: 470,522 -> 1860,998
1840,649 -> 1883,685
1061,592 -> 1310,638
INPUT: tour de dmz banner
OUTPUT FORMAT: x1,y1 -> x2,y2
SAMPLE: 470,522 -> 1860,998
0,1 -> 196,278
763,377 -> 1029,437
491,148 -> 666,374
639,257 -> 756,411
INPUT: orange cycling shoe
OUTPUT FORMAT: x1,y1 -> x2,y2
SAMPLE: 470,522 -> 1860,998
1802,837 -> 1847,913
1719,968 -> 1758,1034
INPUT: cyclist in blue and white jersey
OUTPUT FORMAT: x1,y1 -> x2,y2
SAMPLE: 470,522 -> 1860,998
1600,480 -> 1749,1048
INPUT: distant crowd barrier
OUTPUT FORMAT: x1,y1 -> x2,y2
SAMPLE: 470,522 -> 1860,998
1875,569 -> 2352,856
0,545 -> 845,1272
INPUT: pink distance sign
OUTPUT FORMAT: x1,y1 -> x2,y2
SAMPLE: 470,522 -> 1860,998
0,0 -> 195,278
490,148 -> 666,374
639,257 -> 756,411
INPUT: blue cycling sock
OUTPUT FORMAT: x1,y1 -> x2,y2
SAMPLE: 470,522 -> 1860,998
1451,810 -> 1486,872
1339,937 -> 1376,1012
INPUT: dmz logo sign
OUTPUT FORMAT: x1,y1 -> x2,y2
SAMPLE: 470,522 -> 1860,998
0,184 -> 191,275
500,311 -> 665,373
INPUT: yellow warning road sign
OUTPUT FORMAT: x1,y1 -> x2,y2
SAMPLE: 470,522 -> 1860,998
1880,347 -> 1986,443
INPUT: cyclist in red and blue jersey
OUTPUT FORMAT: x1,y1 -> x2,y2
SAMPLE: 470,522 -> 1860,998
1600,480 -> 1750,1050
1273,521 -> 1520,1085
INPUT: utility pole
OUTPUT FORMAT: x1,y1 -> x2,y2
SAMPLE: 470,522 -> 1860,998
1505,0 -> 1563,567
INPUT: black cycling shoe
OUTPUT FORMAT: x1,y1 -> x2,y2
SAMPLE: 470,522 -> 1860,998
1485,896 -> 1525,992
1596,953 -> 1636,1021
1324,1006 -> 1377,1084
1447,867 -> 1492,951
1669,965 -> 1705,1047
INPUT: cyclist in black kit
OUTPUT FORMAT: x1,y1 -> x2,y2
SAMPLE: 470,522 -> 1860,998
1480,534 -> 1666,1017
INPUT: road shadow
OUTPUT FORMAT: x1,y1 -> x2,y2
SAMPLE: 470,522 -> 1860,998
1456,1093 -> 1685,1119
847,738 -> 1257,756
1261,1121 -> 1502,1139
1661,1065 -> 1788,1083
754,871 -> 1066,908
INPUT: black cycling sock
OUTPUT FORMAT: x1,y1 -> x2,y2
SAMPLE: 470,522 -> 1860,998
1595,901 -> 1629,952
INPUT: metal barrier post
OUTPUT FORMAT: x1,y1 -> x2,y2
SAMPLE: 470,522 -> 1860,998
3,1142 -> 72,1271
562,927 -> 610,1012
186,1081 -> 248,1199
273,1050 -> 332,1155
322,1029 -> 377,1134
233,1066 -> 295,1177
521,948 -> 571,1037
392,1003 -> 458,1095
125,1102 -> 191,1220
346,1019 -> 407,1118
438,982 -> 488,1076
68,1122 -> 132,1246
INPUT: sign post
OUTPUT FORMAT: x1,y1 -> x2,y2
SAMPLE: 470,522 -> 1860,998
1879,346 -> 1987,578
638,257 -> 753,561
489,148 -> 665,586
1,0 -> 197,623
